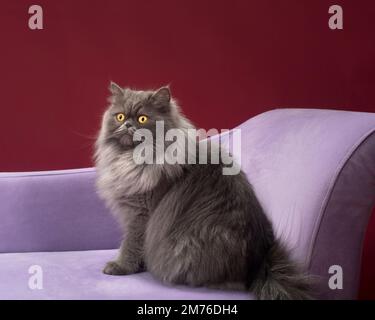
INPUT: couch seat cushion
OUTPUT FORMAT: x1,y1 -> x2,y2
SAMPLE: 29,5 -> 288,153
0,249 -> 251,300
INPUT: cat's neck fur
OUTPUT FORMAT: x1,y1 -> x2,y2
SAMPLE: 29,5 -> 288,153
95,114 -> 194,198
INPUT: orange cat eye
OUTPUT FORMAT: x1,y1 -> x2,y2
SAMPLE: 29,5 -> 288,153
138,115 -> 148,124
116,113 -> 125,122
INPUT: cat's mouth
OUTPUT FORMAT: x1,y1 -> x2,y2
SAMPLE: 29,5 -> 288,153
119,133 -> 134,147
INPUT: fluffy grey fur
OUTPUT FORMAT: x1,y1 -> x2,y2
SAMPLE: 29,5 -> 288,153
94,82 -> 312,300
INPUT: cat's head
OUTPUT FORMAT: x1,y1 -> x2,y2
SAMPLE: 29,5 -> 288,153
97,82 -> 191,151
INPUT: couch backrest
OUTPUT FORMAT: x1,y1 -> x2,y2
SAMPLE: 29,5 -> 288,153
225,108 -> 375,299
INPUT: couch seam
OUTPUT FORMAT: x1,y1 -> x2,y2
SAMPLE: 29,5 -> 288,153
0,168 -> 95,179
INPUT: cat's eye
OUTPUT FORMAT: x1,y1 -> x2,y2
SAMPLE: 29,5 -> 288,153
116,113 -> 125,122
138,115 -> 148,124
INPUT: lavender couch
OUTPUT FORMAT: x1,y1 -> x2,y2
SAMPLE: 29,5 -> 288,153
0,109 -> 374,300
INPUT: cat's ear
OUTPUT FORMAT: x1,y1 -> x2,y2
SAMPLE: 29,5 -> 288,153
152,86 -> 171,105
150,86 -> 171,112
109,81 -> 123,96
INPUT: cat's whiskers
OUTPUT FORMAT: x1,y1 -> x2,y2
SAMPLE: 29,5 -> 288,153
114,124 -> 128,134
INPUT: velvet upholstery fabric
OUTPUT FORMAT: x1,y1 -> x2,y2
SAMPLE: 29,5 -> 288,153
0,109 -> 374,299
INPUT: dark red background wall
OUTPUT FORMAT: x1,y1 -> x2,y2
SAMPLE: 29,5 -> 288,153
0,0 -> 374,298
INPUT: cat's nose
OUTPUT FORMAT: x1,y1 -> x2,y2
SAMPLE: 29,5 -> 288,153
124,121 -> 132,128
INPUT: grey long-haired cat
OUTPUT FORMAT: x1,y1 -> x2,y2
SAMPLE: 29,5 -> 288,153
94,82 -> 311,300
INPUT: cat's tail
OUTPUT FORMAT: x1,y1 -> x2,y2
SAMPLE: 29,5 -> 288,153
249,240 -> 313,300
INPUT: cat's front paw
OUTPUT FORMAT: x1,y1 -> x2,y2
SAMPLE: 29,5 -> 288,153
103,261 -> 128,275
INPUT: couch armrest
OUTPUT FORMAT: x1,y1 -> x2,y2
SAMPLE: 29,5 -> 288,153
0,168 -> 121,253
233,108 -> 375,299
